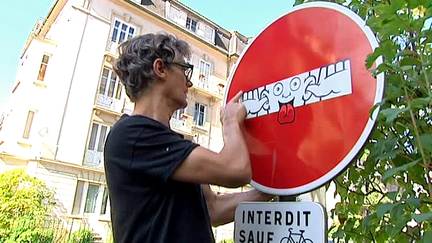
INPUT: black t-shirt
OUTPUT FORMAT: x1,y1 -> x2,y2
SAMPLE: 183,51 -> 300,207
104,114 -> 214,243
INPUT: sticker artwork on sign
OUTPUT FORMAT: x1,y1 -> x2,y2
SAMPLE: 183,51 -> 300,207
242,59 -> 352,124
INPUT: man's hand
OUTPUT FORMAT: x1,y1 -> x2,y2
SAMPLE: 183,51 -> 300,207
203,185 -> 277,227
221,91 -> 247,125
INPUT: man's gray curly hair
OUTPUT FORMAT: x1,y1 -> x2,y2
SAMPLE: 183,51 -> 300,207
114,33 -> 191,102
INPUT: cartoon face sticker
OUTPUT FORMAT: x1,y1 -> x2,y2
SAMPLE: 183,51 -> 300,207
242,59 -> 352,124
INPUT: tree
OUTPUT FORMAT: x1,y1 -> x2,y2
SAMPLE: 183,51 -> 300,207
0,169 -> 56,242
294,0 -> 432,241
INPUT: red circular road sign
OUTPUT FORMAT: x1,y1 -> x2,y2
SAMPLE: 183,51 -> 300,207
224,2 -> 384,195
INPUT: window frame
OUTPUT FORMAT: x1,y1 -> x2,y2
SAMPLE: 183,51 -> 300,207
193,103 -> 207,127
87,123 -> 111,152
202,23 -> 214,42
72,181 -> 108,216
198,59 -> 212,83
22,110 -> 36,139
37,54 -> 51,81
99,67 -> 122,100
84,183 -> 100,214
186,17 -> 198,33
110,18 -> 136,45
172,108 -> 186,120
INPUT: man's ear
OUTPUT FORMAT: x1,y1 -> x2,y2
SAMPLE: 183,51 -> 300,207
153,58 -> 167,80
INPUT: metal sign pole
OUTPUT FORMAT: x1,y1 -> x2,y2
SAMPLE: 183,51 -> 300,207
278,195 -> 297,202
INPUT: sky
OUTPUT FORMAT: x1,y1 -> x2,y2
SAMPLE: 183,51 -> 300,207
0,0 -> 55,115
1,0 -> 429,115
0,0 -> 295,115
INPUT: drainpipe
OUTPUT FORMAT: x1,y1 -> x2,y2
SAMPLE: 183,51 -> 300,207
207,98 -> 214,150
54,7 -> 90,160
165,0 -> 170,18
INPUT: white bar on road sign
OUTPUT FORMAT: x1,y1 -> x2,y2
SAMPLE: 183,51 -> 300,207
242,59 -> 352,119
234,202 -> 327,243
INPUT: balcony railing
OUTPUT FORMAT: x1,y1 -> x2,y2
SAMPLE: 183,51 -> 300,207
83,150 -> 103,168
170,115 -> 193,135
106,40 -> 119,57
96,94 -> 124,114
191,69 -> 225,98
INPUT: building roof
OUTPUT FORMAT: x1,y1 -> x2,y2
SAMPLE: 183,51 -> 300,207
172,0 -> 250,38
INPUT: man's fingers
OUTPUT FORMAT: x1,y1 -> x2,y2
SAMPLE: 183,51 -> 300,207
229,91 -> 243,103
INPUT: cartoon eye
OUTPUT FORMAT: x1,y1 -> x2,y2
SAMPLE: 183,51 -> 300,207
273,82 -> 283,96
290,77 -> 301,91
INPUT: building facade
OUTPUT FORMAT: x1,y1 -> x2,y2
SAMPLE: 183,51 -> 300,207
0,0 -> 250,241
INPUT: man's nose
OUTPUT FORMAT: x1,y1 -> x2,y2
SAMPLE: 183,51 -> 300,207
187,80 -> 193,88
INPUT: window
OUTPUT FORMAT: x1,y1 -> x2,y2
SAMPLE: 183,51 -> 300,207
186,54 -> 193,65
199,60 -> 211,82
194,103 -> 206,126
172,108 -> 185,120
72,181 -> 85,215
84,184 -> 100,213
22,111 -> 35,139
37,54 -> 50,81
111,19 -> 135,44
99,68 -> 122,100
169,6 -> 180,21
204,25 -> 214,41
186,17 -> 197,32
100,187 -> 109,215
88,123 -> 110,152
72,182 -> 107,215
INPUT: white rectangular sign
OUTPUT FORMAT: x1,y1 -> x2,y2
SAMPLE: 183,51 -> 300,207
234,202 -> 327,243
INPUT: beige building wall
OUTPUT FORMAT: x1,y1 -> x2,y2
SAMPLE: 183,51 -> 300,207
0,0 -> 254,242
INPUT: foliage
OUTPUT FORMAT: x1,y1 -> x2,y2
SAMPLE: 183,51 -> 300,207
0,169 -> 56,242
218,239 -> 234,243
294,0 -> 432,241
68,229 -> 94,243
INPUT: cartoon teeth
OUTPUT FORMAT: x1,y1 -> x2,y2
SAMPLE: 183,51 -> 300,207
241,59 -> 352,124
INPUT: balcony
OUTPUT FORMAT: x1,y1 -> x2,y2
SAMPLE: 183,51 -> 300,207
191,70 -> 225,99
105,40 -> 119,57
83,150 -> 103,168
123,100 -> 134,115
170,114 -> 193,136
95,94 -> 124,114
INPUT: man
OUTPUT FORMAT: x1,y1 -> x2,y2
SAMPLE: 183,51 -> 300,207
104,33 -> 272,243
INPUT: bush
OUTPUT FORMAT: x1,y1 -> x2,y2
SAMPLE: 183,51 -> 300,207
0,169 -> 56,243
16,228 -> 54,243
218,239 -> 234,243
68,229 -> 94,243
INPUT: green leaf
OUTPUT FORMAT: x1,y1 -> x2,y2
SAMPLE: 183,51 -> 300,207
365,41 -> 395,69
369,99 -> 386,118
420,230 -> 432,243
411,97 -> 432,108
405,197 -> 422,207
333,228 -> 345,238
417,134 -> 432,153
382,159 -> 421,181
362,214 -> 375,232
377,203 -> 396,217
412,212 -> 432,223
400,57 -> 423,67
390,215 -> 409,238
380,107 -> 408,123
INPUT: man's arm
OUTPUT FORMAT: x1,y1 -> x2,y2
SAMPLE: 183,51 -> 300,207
172,91 -> 252,188
202,184 -> 274,227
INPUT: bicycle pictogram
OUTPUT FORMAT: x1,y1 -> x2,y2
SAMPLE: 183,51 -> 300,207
279,228 -> 313,243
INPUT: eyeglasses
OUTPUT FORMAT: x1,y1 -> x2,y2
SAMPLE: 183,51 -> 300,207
167,62 -> 194,84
